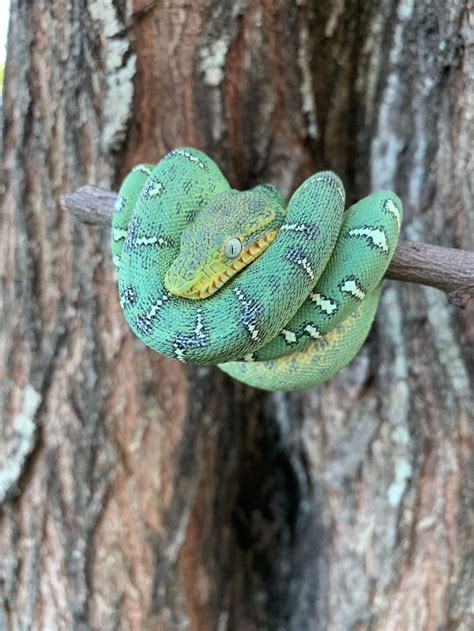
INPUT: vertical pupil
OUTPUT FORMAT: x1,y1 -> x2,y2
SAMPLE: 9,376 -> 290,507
226,239 -> 240,257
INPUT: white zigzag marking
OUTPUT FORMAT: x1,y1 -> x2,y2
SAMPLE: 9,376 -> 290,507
310,292 -> 338,315
146,294 -> 169,319
385,199 -> 401,230
233,287 -> 260,341
173,150 -> 206,170
132,164 -> 152,175
302,176 -> 345,202
280,223 -> 301,232
304,324 -> 321,339
113,228 -> 128,241
348,227 -> 389,252
340,279 -> 366,300
148,182 -> 164,197
114,195 -> 126,212
296,256 -> 314,279
135,235 -> 168,247
280,223 -> 314,235
174,347 -> 186,362
247,323 -> 259,341
173,308 -> 206,363
243,352 -> 255,362
195,309 -> 204,336
281,329 -> 297,344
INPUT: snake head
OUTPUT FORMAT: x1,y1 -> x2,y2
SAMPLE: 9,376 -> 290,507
165,185 -> 286,299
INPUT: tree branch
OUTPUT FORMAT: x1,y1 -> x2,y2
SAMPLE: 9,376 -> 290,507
61,185 -> 474,308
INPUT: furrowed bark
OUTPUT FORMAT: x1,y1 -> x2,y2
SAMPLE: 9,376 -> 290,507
1,1 -> 473,630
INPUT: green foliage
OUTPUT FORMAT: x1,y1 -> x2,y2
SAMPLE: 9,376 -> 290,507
0,63 -> 4,89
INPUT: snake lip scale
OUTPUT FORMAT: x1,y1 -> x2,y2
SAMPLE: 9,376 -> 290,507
165,229 -> 278,299
112,147 -> 402,391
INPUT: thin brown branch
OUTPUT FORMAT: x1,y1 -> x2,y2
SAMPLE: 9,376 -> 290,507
61,185 -> 474,308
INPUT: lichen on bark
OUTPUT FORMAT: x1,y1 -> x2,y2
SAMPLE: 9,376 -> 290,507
0,1 -> 472,629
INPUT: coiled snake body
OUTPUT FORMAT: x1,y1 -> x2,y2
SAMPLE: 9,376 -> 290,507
112,148 -> 402,391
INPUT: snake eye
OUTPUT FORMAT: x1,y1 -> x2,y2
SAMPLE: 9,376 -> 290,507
224,237 -> 242,259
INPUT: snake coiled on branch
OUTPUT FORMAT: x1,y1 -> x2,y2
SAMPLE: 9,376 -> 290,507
111,148 -> 402,391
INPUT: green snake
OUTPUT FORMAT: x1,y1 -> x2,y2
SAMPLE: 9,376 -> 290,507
111,148 -> 402,391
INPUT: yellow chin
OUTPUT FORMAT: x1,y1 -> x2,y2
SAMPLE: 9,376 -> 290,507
166,229 -> 278,299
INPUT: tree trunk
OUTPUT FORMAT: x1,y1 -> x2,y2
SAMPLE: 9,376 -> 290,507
1,1 -> 472,629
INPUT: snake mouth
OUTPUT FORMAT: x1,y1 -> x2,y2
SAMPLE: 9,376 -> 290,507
165,229 -> 278,299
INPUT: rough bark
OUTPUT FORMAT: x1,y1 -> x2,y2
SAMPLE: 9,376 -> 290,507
0,1 -> 472,630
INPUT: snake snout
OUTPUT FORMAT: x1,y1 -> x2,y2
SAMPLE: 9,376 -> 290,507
164,266 -> 197,298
